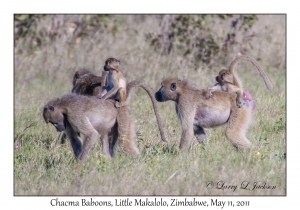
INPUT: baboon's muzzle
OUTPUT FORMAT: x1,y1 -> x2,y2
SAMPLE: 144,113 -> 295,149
155,91 -> 163,102
215,76 -> 221,83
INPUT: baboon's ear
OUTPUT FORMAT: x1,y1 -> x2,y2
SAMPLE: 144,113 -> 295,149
170,83 -> 177,91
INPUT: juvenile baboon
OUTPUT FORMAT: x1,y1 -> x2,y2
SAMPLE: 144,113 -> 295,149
155,78 -> 256,149
43,94 -> 139,160
72,68 -> 107,97
206,55 -> 273,107
100,58 -> 127,108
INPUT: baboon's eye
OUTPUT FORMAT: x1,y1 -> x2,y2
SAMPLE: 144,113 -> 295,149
170,83 -> 176,91
48,105 -> 54,112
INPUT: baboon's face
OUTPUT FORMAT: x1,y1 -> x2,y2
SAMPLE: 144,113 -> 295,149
215,75 -> 222,83
155,78 -> 180,102
104,58 -> 120,71
43,105 -> 66,132
216,70 -> 232,83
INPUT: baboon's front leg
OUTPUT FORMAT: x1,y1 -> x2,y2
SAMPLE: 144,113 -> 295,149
78,132 -> 98,160
64,121 -> 82,158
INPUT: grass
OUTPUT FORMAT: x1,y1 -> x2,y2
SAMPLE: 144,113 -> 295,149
14,15 -> 286,195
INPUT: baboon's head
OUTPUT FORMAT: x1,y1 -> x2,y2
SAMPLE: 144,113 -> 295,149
43,104 -> 66,132
73,68 -> 91,86
155,78 -> 183,102
216,69 -> 233,84
104,58 -> 120,71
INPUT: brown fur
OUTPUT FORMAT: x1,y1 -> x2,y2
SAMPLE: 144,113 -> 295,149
101,58 -> 127,108
155,78 -> 254,149
72,68 -> 106,97
72,68 -> 91,86
116,106 -> 140,155
43,94 -> 139,160
207,55 -> 273,107
70,65 -> 166,142
126,81 -> 167,142
61,69 -> 108,144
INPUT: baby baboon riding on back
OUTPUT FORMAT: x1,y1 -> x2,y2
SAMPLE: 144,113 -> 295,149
207,55 -> 273,108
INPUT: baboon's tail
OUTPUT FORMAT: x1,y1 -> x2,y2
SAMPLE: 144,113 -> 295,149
229,55 -> 273,90
126,81 -> 167,142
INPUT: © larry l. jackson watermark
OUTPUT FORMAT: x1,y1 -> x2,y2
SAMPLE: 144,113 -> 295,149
206,181 -> 276,192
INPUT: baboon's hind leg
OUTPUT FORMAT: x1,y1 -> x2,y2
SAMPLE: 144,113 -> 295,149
193,125 -> 207,143
117,106 -> 140,156
108,123 -> 119,158
193,125 -> 209,148
101,132 -> 112,159
115,87 -> 126,108
225,107 -> 252,148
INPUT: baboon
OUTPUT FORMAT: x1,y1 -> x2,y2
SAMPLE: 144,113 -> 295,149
72,68 -> 107,97
43,94 -> 139,160
100,58 -> 127,108
59,69 -> 108,144
72,68 -> 91,86
206,55 -> 273,107
155,78 -> 256,149
71,68 -> 167,142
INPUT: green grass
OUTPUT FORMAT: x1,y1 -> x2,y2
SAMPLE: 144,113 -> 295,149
14,15 -> 286,195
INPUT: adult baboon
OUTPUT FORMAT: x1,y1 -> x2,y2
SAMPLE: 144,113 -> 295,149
72,68 -> 107,97
71,68 -> 167,142
43,94 -> 139,160
59,68 -> 108,144
155,78 -> 256,149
